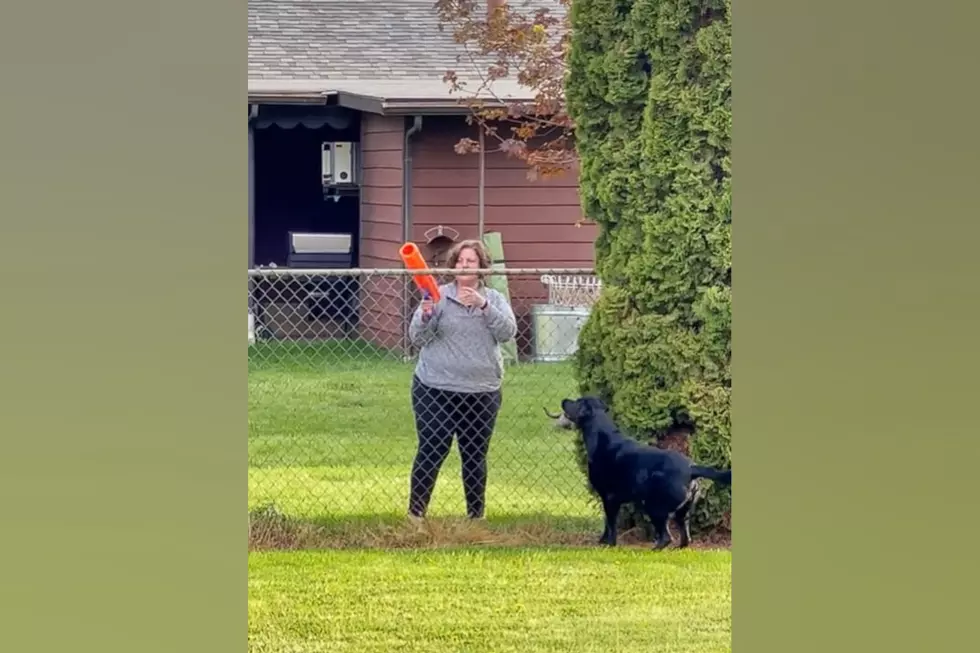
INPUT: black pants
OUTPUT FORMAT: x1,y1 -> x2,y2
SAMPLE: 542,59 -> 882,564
408,376 -> 502,519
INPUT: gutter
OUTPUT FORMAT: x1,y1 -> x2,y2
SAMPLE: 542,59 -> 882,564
380,100 -> 526,116
246,91 -> 335,105
247,89 -> 542,116
334,92 -> 538,116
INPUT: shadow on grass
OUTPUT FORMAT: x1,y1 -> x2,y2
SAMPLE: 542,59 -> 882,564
248,504 -> 731,551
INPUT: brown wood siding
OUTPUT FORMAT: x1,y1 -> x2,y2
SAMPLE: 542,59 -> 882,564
410,116 -> 597,265
409,117 -> 599,354
358,114 -> 407,353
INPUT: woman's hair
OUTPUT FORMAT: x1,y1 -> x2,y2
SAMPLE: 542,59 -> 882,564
446,239 -> 493,280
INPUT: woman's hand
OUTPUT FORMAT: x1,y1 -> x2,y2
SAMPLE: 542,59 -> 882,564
458,286 -> 488,310
420,294 -> 435,322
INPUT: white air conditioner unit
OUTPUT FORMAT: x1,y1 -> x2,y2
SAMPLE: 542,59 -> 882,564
321,141 -> 358,187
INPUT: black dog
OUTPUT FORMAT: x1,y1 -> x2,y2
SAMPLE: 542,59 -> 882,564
548,396 -> 732,550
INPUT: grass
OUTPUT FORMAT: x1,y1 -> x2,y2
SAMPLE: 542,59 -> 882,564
248,547 -> 732,653
249,340 -> 603,544
248,341 -> 732,653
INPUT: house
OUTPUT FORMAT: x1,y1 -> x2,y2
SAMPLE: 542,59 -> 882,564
248,0 -> 597,355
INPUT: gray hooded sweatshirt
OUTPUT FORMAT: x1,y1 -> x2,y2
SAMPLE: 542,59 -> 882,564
409,282 -> 518,393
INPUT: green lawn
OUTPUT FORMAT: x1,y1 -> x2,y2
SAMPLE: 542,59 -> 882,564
249,341 -> 601,539
249,342 -> 731,652
248,547 -> 732,653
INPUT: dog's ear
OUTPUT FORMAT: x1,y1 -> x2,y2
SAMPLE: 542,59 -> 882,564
561,398 -> 591,421
560,398 -> 577,419
571,397 -> 599,421
584,396 -> 607,412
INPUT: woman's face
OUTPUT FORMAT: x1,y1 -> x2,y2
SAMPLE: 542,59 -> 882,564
454,247 -> 481,284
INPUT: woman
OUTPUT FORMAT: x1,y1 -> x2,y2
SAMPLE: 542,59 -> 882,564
407,239 -> 518,520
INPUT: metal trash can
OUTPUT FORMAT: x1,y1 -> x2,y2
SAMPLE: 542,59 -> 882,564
530,304 -> 591,362
529,274 -> 602,362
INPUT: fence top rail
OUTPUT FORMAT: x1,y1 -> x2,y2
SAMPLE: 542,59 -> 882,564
248,267 -> 597,278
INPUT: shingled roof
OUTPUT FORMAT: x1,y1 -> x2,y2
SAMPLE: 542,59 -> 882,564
248,0 -> 558,109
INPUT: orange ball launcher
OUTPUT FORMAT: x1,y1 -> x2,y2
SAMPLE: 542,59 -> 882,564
399,242 -> 442,303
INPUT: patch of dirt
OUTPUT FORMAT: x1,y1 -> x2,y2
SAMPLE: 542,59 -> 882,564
650,425 -> 695,455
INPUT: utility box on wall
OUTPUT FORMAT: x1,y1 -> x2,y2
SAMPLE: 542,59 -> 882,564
321,141 -> 358,188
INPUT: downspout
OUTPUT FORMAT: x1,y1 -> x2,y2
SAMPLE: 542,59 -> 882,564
403,116 -> 423,242
401,116 -> 423,358
477,127 -> 486,237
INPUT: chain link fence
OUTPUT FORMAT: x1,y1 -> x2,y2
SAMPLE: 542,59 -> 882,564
248,266 -> 605,537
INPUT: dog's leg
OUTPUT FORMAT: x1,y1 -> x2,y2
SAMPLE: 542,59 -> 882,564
599,497 -> 621,546
645,510 -> 672,551
672,479 -> 702,548
672,501 -> 693,549
651,515 -> 671,551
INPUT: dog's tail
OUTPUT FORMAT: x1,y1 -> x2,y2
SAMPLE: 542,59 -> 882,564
691,465 -> 732,485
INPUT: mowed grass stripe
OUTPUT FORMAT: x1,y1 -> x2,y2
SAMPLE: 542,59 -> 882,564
248,547 -> 732,653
